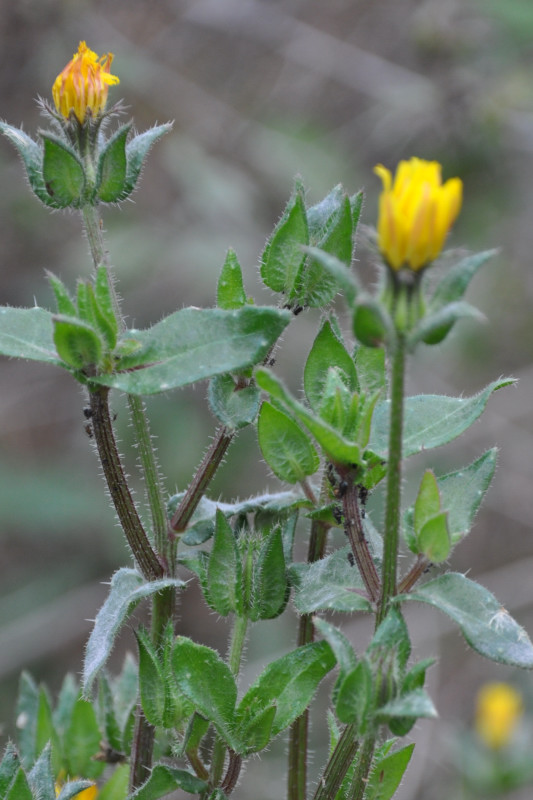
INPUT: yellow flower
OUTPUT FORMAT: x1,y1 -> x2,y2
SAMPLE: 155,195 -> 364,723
374,157 -> 462,272
52,41 -> 119,123
475,682 -> 523,749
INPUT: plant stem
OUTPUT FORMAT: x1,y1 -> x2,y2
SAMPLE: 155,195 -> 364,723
89,385 -> 162,580
128,709 -> 155,792
343,481 -> 381,604
210,614 -> 249,790
312,723 -> 359,800
397,554 -> 430,594
348,733 -> 375,800
170,426 -> 235,533
288,478 -> 330,800
377,332 -> 406,626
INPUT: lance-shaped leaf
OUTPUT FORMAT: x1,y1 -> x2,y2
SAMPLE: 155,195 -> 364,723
217,248 -> 247,309
409,301 -> 485,347
304,319 -> 358,412
365,743 -> 415,800
0,122 -> 56,207
172,637 -> 238,748
302,246 -> 360,307
83,569 -> 184,693
260,185 -> 308,294
399,573 -> 533,667
94,306 -> 290,395
53,315 -> 102,369
128,764 -> 207,799
289,548 -> 372,614
207,510 -> 241,616
429,249 -> 498,310
377,689 -> 438,723
0,744 -> 20,796
250,527 -> 289,621
258,401 -> 320,483
96,122 -> 130,202
27,744 -> 58,800
256,368 -> 361,465
6,768 -> 32,800
370,379 -> 514,459
119,123 -> 173,200
235,641 -> 335,742
0,307 -> 61,364
41,133 -> 85,207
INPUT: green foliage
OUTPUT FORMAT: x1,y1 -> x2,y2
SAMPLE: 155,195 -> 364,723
127,765 -> 207,799
0,123 -> 56,207
290,548 -> 373,614
258,401 -> 320,483
208,374 -> 260,429
119,124 -> 173,201
399,573 -> 533,667
217,249 -> 247,309
41,134 -> 85,207
304,319 -> 358,412
83,569 -> 185,693
96,123 -> 131,203
365,743 -> 415,800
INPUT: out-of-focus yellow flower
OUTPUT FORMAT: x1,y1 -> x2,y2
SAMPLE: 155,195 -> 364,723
374,157 -> 462,272
475,682 -> 523,749
52,41 -> 119,123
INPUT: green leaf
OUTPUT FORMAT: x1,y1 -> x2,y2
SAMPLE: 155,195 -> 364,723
436,449 -> 497,543
208,375 -> 260,429
127,764 -> 207,799
41,133 -> 85,207
365,743 -> 415,800
353,297 -> 394,348
335,661 -> 373,727
313,618 -> 357,677
237,704 -> 276,754
378,689 -> 438,721
236,642 -> 335,740
304,320 -> 358,412
207,511 -> 241,616
94,306 -> 290,395
172,637 -> 238,746
370,379 -> 514,459
258,401 -> 320,483
289,548 -> 372,614
64,700 -> 102,779
256,368 -> 361,466
27,744 -> 55,800
135,627 -> 166,726
5,768 -> 32,800
93,267 -> 119,350
35,688 -> 55,765
399,573 -> 533,667
410,301 -> 485,347
414,471 -> 441,536
120,123 -> 173,201
53,315 -> 102,369
251,527 -> 289,620
0,307 -> 60,365
47,273 -> 77,317
369,607 -> 411,672
302,246 -> 360,307
355,345 -> 386,396
430,250 -> 498,310
97,674 -> 123,753
417,511 -> 451,563
0,122 -> 56,207
83,569 -> 184,693
96,123 -> 131,203
217,249 -> 247,309
260,186 -> 308,295
113,654 -> 138,752
96,764 -> 129,800
16,672 -> 39,767
0,744 -> 20,796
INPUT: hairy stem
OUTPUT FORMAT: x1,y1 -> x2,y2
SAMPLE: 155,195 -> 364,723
348,733 -> 375,800
128,710 -> 155,793
343,482 -> 380,604
89,385 -> 162,580
397,554 -> 430,594
170,426 -> 235,533
312,723 -> 359,800
377,332 -> 406,626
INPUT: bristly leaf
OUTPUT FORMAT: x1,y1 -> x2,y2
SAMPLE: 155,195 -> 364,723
0,307 -> 61,365
290,547 -> 372,614
83,569 -> 184,694
258,401 -> 320,483
398,573 -> 533,668
52,315 -> 102,370
41,133 -> 85,207
96,122 -> 131,202
250,527 -> 289,621
208,374 -> 260,430
127,764 -> 208,799
0,122 -> 58,207
304,319 -> 358,412
260,183 -> 308,295
119,123 -> 173,200
429,249 -> 498,310
217,249 -> 247,309
365,743 -> 415,800
207,510 -> 242,616
370,379 -> 515,459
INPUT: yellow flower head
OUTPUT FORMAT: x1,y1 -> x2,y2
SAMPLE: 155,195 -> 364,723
374,157 -> 462,272
52,41 -> 119,123
475,682 -> 523,749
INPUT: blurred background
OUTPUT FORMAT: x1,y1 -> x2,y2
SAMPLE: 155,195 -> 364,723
1,0 -> 533,797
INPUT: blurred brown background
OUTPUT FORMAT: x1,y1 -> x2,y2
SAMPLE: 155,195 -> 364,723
1,1 -> 533,798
